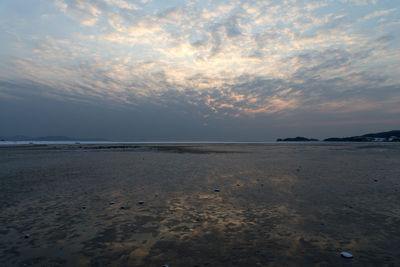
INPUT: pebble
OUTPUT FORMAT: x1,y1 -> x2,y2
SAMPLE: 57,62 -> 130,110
214,189 -> 220,192
260,183 -> 264,187
24,234 -> 31,239
162,265 -> 169,267
109,201 -> 116,205
138,200 -> 144,205
341,252 -> 353,258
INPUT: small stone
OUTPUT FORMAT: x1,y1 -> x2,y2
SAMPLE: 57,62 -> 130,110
24,234 -> 31,239
374,179 -> 378,182
120,206 -> 127,210
109,201 -> 115,205
341,252 -> 353,258
162,265 -> 169,267
137,200 -> 144,205
81,206 -> 86,209
214,189 -> 220,192
236,184 -> 240,186
154,194 -> 158,198
260,183 -> 264,187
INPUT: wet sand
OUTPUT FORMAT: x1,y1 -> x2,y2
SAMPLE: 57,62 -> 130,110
1,143 -> 400,266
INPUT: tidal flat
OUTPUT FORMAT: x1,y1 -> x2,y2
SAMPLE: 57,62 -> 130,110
1,143 -> 400,266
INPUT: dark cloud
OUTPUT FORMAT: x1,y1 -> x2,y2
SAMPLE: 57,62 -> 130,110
1,68 -> 399,140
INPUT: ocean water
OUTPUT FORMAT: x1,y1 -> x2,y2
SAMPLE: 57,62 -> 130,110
0,140 -> 317,146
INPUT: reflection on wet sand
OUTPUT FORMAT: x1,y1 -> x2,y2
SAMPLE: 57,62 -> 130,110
1,143 -> 400,266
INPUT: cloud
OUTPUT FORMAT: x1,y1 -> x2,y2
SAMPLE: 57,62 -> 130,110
360,8 -> 397,21
102,0 -> 139,10
339,0 -> 370,5
54,0 -> 141,27
55,0 -> 67,13
157,7 -> 186,22
55,0 -> 102,26
1,0 -> 399,136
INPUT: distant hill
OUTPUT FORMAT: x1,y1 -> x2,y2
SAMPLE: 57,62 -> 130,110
277,136 -> 319,142
324,130 -> 400,142
0,135 -> 108,141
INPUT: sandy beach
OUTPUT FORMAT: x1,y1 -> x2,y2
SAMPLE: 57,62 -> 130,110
1,143 -> 400,266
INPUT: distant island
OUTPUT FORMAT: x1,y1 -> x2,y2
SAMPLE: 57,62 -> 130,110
277,137 -> 319,142
277,130 -> 400,142
324,130 -> 400,142
0,135 -> 108,141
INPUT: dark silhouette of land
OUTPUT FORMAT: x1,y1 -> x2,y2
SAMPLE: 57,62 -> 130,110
324,130 -> 400,142
277,130 -> 400,142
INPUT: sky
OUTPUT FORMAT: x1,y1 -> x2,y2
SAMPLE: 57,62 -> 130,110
0,0 -> 399,141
